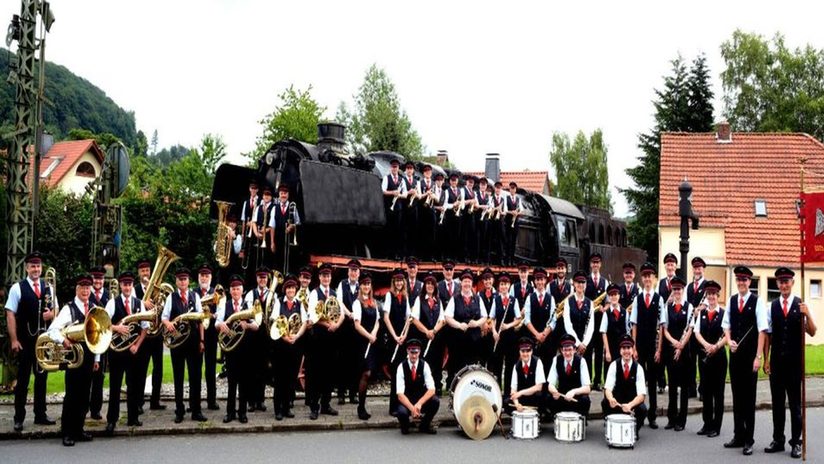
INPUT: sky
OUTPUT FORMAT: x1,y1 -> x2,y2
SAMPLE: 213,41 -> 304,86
3,0 -> 823,216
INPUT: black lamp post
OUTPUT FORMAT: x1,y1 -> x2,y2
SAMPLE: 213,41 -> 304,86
679,179 -> 700,279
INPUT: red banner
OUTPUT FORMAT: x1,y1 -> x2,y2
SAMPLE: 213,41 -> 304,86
800,191 -> 824,263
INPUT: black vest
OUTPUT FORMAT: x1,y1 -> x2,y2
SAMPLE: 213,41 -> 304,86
241,196 -> 258,222
387,292 -> 408,334
513,280 -> 533,308
515,356 -> 539,390
15,278 -> 51,338
170,290 -> 197,319
90,287 -> 110,307
255,201 -> 274,226
418,294 -> 442,331
339,281 -> 359,314
568,297 -> 592,340
635,291 -> 662,352
479,288 -> 495,317
506,195 -> 519,211
658,277 -> 673,303
453,293 -> 482,341
604,305 -> 629,348
698,307 -> 725,344
528,291 -> 553,332
612,360 -> 639,404
618,282 -> 638,309
686,279 -> 706,308
492,293 -> 517,331
358,300 -> 379,333
402,174 -> 416,192
728,294 -> 758,359
385,174 -> 403,211
666,302 -> 690,341
67,300 -> 87,324
549,279 -> 570,307
769,296 -> 803,367
273,201 -> 290,232
555,354 -> 583,392
253,287 -> 270,306
401,360 -> 427,402
112,295 -> 141,325
585,275 -> 607,300
407,279 -> 423,303
224,298 -> 244,319
279,296 -> 300,319
437,279 -> 457,307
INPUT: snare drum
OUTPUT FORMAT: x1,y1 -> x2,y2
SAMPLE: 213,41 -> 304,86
511,410 -> 539,439
449,364 -> 503,420
554,411 -> 585,442
604,414 -> 636,448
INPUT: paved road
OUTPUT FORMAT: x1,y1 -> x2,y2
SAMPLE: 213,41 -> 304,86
1,408 -> 819,463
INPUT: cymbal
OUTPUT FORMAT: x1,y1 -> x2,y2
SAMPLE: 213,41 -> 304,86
458,395 -> 496,441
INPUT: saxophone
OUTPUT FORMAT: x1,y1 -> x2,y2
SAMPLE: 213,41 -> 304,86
214,200 -> 235,268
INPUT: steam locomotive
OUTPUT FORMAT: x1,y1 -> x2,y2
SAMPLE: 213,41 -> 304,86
210,123 -> 646,281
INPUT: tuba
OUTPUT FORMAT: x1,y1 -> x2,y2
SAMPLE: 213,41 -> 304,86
35,306 -> 112,371
163,306 -> 212,349
219,300 -> 263,351
214,201 -> 235,268
110,309 -> 157,352
310,296 -> 341,325
142,245 -> 180,336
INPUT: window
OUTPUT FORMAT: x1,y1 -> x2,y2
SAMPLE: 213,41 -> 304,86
754,200 -> 767,217
606,225 -> 613,245
748,277 -> 759,296
598,223 -> 605,244
75,161 -> 96,178
766,278 -> 781,303
557,219 -> 567,246
811,280 -> 822,299
41,157 -> 62,178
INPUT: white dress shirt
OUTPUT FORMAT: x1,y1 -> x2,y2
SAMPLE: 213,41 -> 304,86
721,292 -> 769,332
396,359 -> 435,394
604,359 -> 647,396
510,358 -> 546,392
547,356 -> 591,389
563,295 -> 595,346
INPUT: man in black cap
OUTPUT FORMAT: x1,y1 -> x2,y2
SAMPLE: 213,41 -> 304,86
686,256 -> 707,399
445,269 -> 486,373
48,274 -> 99,446
244,267 -> 272,412
547,334 -> 592,417
489,272 -> 521,400
511,262 -> 534,308
5,252 -> 56,431
658,253 -> 678,303
411,272 -> 447,395
478,267 -> 496,366
475,177 -> 493,263
600,283 -> 630,368
401,161 -> 418,256
693,280 -> 726,438
432,172 -> 447,261
629,262 -> 666,429
271,184 -> 301,273
585,252 -> 609,390
461,175 -> 479,262
104,271 -> 148,433
196,264 -> 220,411
306,263 -> 343,419
405,257 -> 423,302
239,180 -> 260,278
162,268 -> 207,423
382,159 -> 408,260
504,182 -> 522,265
335,259 -> 361,405
437,260 -> 458,307
441,174 -> 464,261
395,339 -> 439,434
523,267 -> 557,368
134,258 -> 165,412
489,181 -> 507,264
764,267 -> 817,459
722,265 -> 768,456
603,335 -> 648,434
217,274 -> 255,424
87,266 -> 110,420
563,271 -> 596,381
618,262 -> 638,309
509,337 -> 546,413
662,276 -> 692,431
550,257 -> 571,349
417,166 -> 438,261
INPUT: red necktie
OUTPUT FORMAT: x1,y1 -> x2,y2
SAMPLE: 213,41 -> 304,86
260,289 -> 266,302
613,307 -> 620,319
626,285 -> 631,296
325,289 -> 329,299
411,363 -> 417,381
33,281 -> 41,298
667,279 -> 672,292
502,297 -> 509,309
675,303 -> 682,313
708,310 -> 715,322
694,281 -> 699,293
522,363 -> 529,375
644,293 -> 651,308
577,299 -> 583,310
397,294 -> 403,304
448,283 -> 453,296
392,174 -> 397,185
783,299 -> 789,317
234,301 -> 239,313
739,297 -> 744,314
96,290 -> 101,302
485,289 -> 492,298
521,287 -> 525,298
623,362 -> 630,380
84,301 -> 89,316
281,203 -> 287,215
427,297 -> 435,310
125,298 -> 131,315
565,362 -> 572,375
538,294 -> 544,307
181,291 -> 187,307
286,301 -> 294,311
464,296 -> 471,305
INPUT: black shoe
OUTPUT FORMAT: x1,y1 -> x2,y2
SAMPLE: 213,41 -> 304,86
127,420 -> 142,427
223,414 -> 236,423
13,421 -> 23,432
724,438 -> 744,448
238,415 -> 248,424
247,403 -> 256,412
791,444 -> 802,459
275,412 -> 284,421
665,422 -> 676,430
400,426 -> 410,435
657,386 -> 665,394
255,403 -> 267,412
674,425 -> 685,432
174,414 -> 184,424
697,427 -> 709,435
137,406 -> 144,415
90,412 -> 103,420
76,432 -> 93,442
150,403 -> 167,411
320,406 -> 338,416
309,410 -> 319,420
105,423 -> 115,436
743,444 -> 754,456
764,441 -> 785,453
62,436 -> 75,447
420,425 -> 437,434
357,408 -> 371,420
34,415 -> 56,425
707,430 -> 720,438
207,403 -> 220,411
284,409 -> 295,418
389,410 -> 398,417
192,412 -> 208,422
648,420 -> 659,430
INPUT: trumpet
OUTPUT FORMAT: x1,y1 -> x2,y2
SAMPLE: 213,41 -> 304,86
163,307 -> 212,349
408,188 -> 418,206
270,312 -> 302,340
201,285 -> 226,307
219,300 -> 263,351
110,309 -> 157,352
35,306 -> 112,371
438,208 -> 447,225
310,296 -> 341,325
454,198 -> 464,217
425,189 -> 437,207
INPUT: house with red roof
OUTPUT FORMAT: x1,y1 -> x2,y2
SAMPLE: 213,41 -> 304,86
463,153 -> 552,194
31,139 -> 104,196
658,122 -> 824,343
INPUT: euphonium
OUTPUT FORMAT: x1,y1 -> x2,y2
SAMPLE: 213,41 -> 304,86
310,296 -> 341,324
110,310 -> 157,352
163,307 -> 212,349
35,306 -> 112,371
214,201 -> 235,268
200,284 -> 225,307
143,245 -> 180,336
219,300 -> 263,351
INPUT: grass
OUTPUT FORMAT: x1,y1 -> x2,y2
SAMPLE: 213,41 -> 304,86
12,345 -> 824,395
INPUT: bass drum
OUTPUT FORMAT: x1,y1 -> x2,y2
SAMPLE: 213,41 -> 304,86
449,364 -> 503,419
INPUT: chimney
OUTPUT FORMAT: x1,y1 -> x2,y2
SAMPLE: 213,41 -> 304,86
436,149 -> 449,166
716,121 -> 732,143
485,153 -> 500,183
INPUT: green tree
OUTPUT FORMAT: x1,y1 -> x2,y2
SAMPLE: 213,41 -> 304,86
248,85 -> 326,163
721,30 -> 824,140
336,64 -> 424,158
622,54 -> 715,262
550,129 -> 611,212
67,128 -> 121,148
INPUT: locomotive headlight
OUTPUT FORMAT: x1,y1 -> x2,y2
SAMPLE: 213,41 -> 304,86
265,152 -> 275,165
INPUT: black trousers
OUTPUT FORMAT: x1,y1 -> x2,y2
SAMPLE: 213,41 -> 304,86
203,323 -> 218,406
170,340 -> 202,416
140,335 -> 164,407
226,349 -> 249,416
505,218 -> 519,263
477,215 -> 489,262
273,340 -> 302,414
417,207 -> 437,261
700,352 -> 727,432
488,220 -> 506,264
62,348 -> 93,439
729,353 -> 758,445
769,360 -> 803,446
462,214 -> 477,261
13,336 -> 48,423
422,335 -> 445,394
336,318 -> 358,399
248,329 -> 270,406
396,396 -> 440,430
386,207 -> 403,258
591,313 -> 604,385
549,395 -> 591,417
107,350 -> 141,425
637,352 -> 660,423
306,327 -> 336,412
89,353 -> 107,415
665,350 -> 690,426
403,204 -> 417,256
488,332 -> 517,398
444,213 -> 462,261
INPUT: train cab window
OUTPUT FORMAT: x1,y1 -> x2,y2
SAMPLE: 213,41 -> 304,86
558,219 -> 577,246
567,220 -> 577,246
598,224 -> 605,244
606,225 -> 613,245
589,223 -> 595,243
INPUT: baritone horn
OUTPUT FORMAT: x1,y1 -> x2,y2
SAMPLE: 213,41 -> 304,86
35,306 -> 112,371
219,300 -> 263,351
163,307 -> 212,349
142,244 -> 180,336
110,309 -> 157,352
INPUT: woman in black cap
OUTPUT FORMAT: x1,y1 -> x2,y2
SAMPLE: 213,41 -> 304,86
693,280 -> 726,438
411,272 -> 446,395
383,268 -> 410,415
352,272 -> 380,420
271,274 -> 308,421
662,276 -> 692,431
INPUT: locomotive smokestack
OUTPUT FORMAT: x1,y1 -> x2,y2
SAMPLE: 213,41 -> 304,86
317,122 -> 346,145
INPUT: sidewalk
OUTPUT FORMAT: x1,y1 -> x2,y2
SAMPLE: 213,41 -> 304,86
2,376 -> 823,440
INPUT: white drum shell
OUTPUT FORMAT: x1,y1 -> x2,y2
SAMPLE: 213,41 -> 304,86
449,365 -> 503,421
604,414 -> 636,448
554,411 -> 585,442
512,410 -> 540,440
